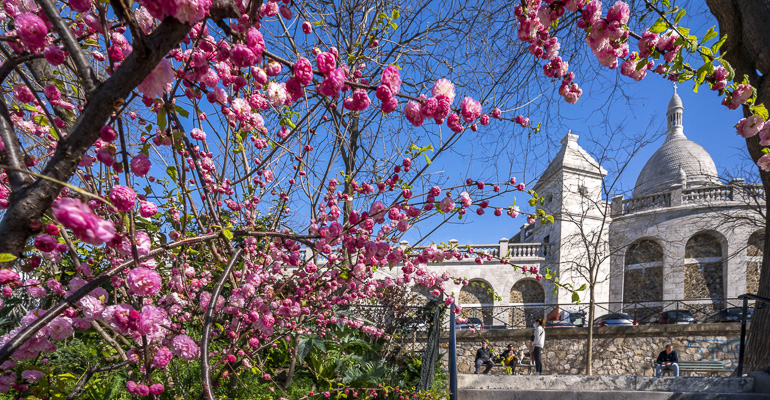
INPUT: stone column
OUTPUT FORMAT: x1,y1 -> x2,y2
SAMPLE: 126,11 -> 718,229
498,237 -> 509,258
611,195 -> 623,217
725,226 -> 748,298
663,239 -> 686,302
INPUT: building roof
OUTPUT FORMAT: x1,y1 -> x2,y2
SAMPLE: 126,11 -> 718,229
535,131 -> 607,191
633,90 -> 719,198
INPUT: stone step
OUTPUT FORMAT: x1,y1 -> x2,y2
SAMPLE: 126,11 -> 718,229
459,389 -> 770,400
458,374 -> 754,393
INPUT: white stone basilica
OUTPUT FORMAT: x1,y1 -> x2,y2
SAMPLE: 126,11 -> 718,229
393,90 -> 765,326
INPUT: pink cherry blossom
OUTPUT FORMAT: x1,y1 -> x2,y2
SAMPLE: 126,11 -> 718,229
15,13 -> 47,53
404,101 -> 424,127
316,52 -> 336,75
13,85 -> 33,103
109,185 -> 136,212
293,57 -> 313,86
44,45 -> 66,66
316,68 -> 345,97
127,267 -> 161,296
52,198 -> 115,245
381,65 -> 401,94
432,78 -> 455,104
34,234 -> 57,253
172,334 -> 200,360
47,317 -> 73,341
139,201 -> 158,218
302,21 -> 312,34
460,97 -> 481,123
138,59 -> 174,99
130,154 -> 152,177
342,89 -> 371,111
21,370 -> 45,383
266,82 -> 288,107
152,347 -> 173,368
736,115 -> 764,138
150,383 -> 165,395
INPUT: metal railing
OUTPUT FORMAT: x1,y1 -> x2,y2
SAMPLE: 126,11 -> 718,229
456,298 -> 756,329
737,293 -> 770,376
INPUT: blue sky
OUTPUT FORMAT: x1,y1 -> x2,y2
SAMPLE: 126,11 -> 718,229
402,5 -> 755,246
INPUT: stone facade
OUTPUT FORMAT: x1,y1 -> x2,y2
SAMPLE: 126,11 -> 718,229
747,262 -> 761,294
440,324 -> 742,376
459,280 -> 494,305
623,267 -> 663,303
684,263 -> 724,299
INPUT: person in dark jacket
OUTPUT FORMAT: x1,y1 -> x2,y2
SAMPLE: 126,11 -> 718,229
474,342 -> 494,374
656,344 -> 679,377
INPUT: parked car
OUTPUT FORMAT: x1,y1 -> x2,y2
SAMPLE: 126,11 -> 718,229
656,310 -> 697,325
404,319 -> 427,331
456,317 -> 483,330
561,309 -> 586,327
545,320 -> 576,328
593,313 -> 638,327
702,307 -> 753,323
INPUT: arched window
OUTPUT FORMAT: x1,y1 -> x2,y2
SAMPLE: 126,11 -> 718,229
747,231 -> 764,294
623,239 -> 664,302
459,280 -> 494,327
684,232 -> 724,300
510,279 -> 545,304
509,279 -> 545,329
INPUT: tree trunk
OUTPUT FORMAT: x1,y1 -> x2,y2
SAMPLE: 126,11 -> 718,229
706,0 -> 770,373
585,287 -> 595,375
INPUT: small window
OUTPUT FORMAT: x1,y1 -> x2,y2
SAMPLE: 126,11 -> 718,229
544,235 -> 550,243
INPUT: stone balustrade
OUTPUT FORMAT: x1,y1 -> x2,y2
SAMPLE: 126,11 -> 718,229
611,180 -> 765,217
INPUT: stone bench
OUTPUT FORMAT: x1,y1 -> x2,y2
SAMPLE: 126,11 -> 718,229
653,360 -> 731,376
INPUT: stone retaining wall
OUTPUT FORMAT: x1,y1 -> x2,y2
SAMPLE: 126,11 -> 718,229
437,323 -> 742,376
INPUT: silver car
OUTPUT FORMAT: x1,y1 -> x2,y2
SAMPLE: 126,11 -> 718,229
593,313 -> 638,327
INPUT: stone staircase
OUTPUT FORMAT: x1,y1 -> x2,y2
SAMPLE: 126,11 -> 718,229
458,374 -> 770,400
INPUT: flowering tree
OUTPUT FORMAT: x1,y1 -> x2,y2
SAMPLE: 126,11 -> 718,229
0,0 -> 767,398
0,0 -> 558,398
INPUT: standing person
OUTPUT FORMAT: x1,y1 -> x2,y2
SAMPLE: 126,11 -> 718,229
532,318 -> 545,375
474,342 -> 494,374
656,344 -> 680,377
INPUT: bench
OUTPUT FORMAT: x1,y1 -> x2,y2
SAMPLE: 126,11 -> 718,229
491,359 -> 536,375
652,360 -> 731,376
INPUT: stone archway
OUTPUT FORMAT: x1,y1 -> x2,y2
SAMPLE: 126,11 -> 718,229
684,232 -> 724,300
623,239 -> 664,303
509,279 -> 545,329
459,280 -> 494,327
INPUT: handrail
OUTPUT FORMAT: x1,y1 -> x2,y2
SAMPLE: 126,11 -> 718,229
736,293 -> 770,376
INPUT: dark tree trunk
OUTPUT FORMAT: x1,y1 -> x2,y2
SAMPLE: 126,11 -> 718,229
707,0 -> 770,372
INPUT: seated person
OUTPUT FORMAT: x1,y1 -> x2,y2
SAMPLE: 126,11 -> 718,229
499,344 -> 519,374
474,342 -> 494,374
656,344 -> 679,377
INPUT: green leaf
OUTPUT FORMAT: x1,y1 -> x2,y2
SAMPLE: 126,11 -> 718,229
695,61 -> 712,85
673,9 -> 686,24
222,229 -> 233,240
711,35 -> 728,55
422,153 -> 432,166
175,105 -> 189,118
577,283 -> 587,291
157,108 -> 167,131
752,104 -> 769,120
701,26 -> 718,44
0,253 -> 16,262
571,292 -> 580,304
166,166 -> 178,184
649,17 -> 668,34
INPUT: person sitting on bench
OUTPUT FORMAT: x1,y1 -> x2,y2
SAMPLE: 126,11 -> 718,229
474,342 -> 494,374
656,344 -> 679,377
498,344 -> 519,374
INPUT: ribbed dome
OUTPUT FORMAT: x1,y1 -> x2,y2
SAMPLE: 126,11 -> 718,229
633,90 -> 719,198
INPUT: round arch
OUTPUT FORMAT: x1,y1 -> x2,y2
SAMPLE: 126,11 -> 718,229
623,238 -> 664,303
684,231 -> 726,300
459,279 -> 495,327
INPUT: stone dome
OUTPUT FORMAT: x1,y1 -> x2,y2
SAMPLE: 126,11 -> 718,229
633,91 -> 719,198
